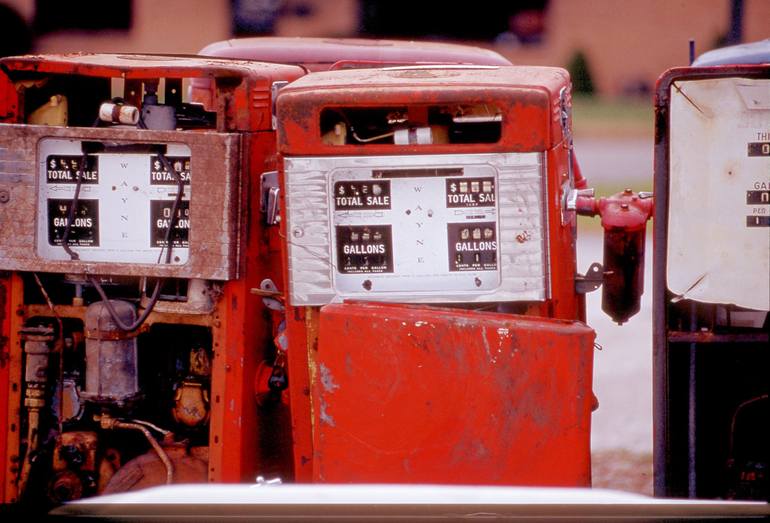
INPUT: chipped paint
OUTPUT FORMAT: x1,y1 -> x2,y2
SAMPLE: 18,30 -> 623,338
313,302 -> 594,485
318,399 -> 335,427
318,363 -> 339,393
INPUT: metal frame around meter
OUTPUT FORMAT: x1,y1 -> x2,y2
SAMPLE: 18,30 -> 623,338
285,153 -> 548,305
37,138 -> 192,265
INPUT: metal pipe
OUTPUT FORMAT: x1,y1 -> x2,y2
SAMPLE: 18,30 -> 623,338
128,418 -> 172,437
652,75 -> 672,498
17,408 -> 40,497
114,421 -> 174,485
102,418 -> 174,485
33,273 -> 65,434
18,328 -> 54,498
687,302 -> 697,498
727,394 -> 769,461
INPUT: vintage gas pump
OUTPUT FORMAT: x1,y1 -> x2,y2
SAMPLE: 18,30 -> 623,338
273,65 -> 652,485
654,61 -> 770,500
0,54 -> 304,506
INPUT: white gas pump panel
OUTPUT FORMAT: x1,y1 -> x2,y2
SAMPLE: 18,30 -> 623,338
36,138 -> 191,265
285,153 -> 547,305
668,77 -> 770,311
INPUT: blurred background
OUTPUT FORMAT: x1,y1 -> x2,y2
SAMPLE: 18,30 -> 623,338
1,0 -> 769,496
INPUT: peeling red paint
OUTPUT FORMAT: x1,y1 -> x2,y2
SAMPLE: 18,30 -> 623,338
312,302 -> 594,486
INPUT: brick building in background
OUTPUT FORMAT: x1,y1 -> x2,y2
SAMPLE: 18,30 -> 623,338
1,0 -> 769,96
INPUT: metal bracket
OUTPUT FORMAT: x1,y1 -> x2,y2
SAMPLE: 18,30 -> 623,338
254,278 -> 284,312
567,188 -> 596,212
260,171 -> 280,225
559,86 -> 576,225
576,262 -> 604,294
271,81 -> 289,130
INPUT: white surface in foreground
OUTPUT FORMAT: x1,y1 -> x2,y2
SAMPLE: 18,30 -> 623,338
73,483 -> 751,506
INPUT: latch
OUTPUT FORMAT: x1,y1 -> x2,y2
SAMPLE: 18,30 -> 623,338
260,171 -> 280,225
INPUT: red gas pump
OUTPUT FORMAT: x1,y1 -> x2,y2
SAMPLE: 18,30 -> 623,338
275,65 -> 601,485
0,54 -> 304,506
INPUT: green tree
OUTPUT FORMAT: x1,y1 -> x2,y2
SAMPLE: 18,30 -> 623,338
566,51 -> 595,95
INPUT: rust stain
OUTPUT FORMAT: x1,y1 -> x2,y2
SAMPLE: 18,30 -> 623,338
516,230 -> 532,243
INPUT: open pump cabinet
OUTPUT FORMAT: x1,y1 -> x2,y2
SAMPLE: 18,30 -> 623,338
0,54 -> 306,506
654,62 -> 770,501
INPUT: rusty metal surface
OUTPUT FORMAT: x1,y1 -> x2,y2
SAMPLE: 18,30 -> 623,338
312,302 -> 595,485
52,431 -> 99,473
172,381 -> 210,428
0,53 -> 302,82
0,124 -> 241,280
667,331 -> 769,344
2,274 -> 24,502
276,66 -> 568,155
653,64 -> 770,498
25,304 -> 214,328
284,153 -> 548,306
103,446 -> 208,494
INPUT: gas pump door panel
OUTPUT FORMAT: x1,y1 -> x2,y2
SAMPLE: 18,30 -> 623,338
285,153 -> 548,305
668,78 -> 770,311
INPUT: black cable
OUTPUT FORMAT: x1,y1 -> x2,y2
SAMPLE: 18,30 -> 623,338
59,153 -> 87,261
88,151 -> 184,332
60,106 -> 185,332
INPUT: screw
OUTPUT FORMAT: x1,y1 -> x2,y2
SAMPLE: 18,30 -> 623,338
0,189 -> 9,203
362,279 -> 372,291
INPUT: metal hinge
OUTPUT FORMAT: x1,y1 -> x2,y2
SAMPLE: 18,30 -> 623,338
260,171 -> 280,225
271,81 -> 289,130
559,86 -> 577,225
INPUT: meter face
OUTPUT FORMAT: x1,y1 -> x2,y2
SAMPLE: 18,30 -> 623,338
285,153 -> 548,305
37,138 -> 191,265
331,166 -> 500,292
668,77 -> 770,311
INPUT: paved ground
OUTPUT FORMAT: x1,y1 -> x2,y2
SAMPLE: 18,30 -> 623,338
573,137 -> 654,494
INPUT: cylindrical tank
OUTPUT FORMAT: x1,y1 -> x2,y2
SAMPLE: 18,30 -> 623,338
598,190 -> 654,325
82,300 -> 140,407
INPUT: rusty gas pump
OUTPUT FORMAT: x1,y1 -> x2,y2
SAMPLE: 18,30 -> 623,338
0,54 -> 305,507
0,41 -> 520,509
653,59 -> 770,501
0,43 -> 656,509
274,65 -> 651,484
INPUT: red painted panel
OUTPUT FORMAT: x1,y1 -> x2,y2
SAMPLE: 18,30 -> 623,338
314,302 -> 594,486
